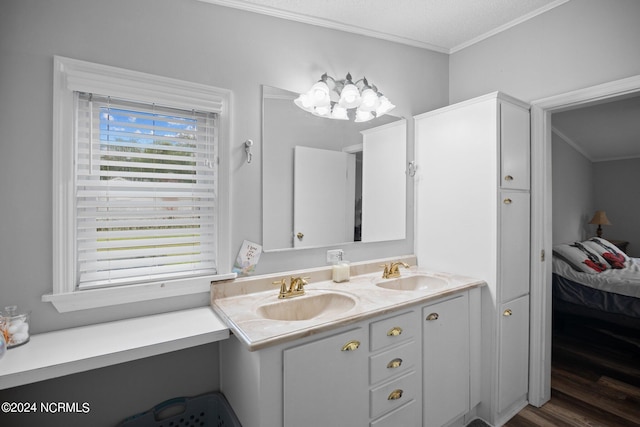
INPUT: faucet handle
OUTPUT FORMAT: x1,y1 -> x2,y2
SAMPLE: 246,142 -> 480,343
291,276 -> 310,291
380,264 -> 391,278
272,279 -> 287,296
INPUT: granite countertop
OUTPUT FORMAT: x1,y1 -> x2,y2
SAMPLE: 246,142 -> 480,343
211,258 -> 485,351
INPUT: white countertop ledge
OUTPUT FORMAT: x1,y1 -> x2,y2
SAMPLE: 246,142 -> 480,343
0,307 -> 229,390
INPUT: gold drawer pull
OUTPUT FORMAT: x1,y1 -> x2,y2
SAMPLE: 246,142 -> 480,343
388,389 -> 403,400
504,175 -> 514,181
387,326 -> 403,337
426,313 -> 439,321
503,309 -> 513,317
387,358 -> 403,369
341,340 -> 361,351
504,198 -> 512,204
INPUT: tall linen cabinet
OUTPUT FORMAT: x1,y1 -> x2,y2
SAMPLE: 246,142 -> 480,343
414,92 -> 530,426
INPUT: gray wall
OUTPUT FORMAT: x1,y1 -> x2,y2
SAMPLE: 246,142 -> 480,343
551,133 -> 595,244
449,0 -> 640,104
594,158 -> 640,257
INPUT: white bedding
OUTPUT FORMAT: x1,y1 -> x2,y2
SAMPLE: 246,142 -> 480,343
552,256 -> 640,299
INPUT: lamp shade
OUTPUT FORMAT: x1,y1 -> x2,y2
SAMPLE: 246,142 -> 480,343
589,211 -> 611,226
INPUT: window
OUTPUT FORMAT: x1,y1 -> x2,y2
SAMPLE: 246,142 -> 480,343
48,56 -> 232,312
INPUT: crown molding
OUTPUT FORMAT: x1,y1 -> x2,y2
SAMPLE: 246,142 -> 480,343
199,0 -> 570,54
197,0 -> 449,53
450,0 -> 571,53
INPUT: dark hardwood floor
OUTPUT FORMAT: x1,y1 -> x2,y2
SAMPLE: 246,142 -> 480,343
505,313 -> 640,427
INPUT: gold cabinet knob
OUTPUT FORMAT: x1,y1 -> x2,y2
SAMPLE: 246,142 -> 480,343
504,175 -> 514,181
387,358 -> 403,369
503,198 -> 512,204
296,232 -> 304,240
503,309 -> 513,317
426,313 -> 439,321
387,326 -> 403,337
388,389 -> 404,400
341,340 -> 361,352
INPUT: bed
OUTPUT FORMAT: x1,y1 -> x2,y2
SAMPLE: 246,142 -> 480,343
552,237 -> 640,331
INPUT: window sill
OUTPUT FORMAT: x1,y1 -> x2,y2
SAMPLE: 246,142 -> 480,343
42,273 -> 237,313
0,307 -> 229,390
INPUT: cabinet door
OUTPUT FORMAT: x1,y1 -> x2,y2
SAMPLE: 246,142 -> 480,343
500,101 -> 530,190
499,191 -> 530,302
423,293 -> 470,427
283,328 -> 368,427
498,295 -> 530,415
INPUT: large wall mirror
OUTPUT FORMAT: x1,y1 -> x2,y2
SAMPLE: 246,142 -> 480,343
262,85 -> 407,251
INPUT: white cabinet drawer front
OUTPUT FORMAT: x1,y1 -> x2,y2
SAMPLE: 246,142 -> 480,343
369,340 -> 418,385
370,310 -> 418,351
370,399 -> 420,427
370,370 -> 419,419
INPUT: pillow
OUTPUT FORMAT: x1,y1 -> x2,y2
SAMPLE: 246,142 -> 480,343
552,242 -> 610,273
582,237 -> 629,269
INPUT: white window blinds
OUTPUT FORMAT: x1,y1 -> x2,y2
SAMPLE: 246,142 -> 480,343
75,93 -> 218,289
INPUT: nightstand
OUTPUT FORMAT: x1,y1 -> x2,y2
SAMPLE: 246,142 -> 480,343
607,239 -> 629,254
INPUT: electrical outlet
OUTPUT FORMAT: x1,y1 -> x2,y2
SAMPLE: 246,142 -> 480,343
326,249 -> 344,263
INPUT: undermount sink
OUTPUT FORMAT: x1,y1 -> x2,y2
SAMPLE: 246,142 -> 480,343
376,275 -> 447,291
256,291 -> 357,321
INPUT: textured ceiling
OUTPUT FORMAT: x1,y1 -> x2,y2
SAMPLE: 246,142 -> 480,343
200,0 -> 569,52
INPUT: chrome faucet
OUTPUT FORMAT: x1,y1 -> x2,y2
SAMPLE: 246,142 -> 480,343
381,261 -> 410,279
272,276 -> 309,299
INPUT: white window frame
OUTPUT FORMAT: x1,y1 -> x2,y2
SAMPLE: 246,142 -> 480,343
45,56 -> 234,312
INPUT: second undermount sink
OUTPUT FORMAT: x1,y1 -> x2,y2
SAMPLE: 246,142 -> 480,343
376,275 -> 447,291
256,291 -> 357,321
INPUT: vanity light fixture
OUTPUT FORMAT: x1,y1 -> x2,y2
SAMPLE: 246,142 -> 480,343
294,73 -> 395,122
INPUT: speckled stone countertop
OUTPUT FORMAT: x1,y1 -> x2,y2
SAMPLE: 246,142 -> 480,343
211,255 -> 485,351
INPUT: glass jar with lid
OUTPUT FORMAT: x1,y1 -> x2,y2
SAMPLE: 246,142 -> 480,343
2,305 -> 30,348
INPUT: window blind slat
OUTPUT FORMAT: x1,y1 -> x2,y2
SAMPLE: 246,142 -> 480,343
75,92 -> 218,289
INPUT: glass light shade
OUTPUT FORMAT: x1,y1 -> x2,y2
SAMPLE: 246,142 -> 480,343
310,81 -> 330,107
313,105 -> 332,117
375,96 -> 395,117
331,105 -> 349,120
354,109 -> 374,122
359,88 -> 380,112
294,93 -> 314,112
339,84 -> 361,108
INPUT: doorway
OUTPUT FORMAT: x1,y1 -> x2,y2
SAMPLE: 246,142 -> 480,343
528,74 -> 640,406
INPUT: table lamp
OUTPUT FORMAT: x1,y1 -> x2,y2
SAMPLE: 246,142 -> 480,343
588,210 -> 611,238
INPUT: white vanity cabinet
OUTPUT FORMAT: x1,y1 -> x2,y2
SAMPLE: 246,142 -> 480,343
220,289 -> 480,427
414,92 -> 531,426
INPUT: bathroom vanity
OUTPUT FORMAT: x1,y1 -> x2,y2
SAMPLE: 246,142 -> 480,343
211,259 -> 484,427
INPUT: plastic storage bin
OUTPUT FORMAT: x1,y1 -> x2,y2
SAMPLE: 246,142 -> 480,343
118,392 -> 241,427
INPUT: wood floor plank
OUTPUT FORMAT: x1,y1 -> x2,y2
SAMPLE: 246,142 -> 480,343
504,314 -> 640,427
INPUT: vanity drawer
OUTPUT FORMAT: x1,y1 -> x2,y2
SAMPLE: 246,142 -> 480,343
369,340 -> 418,385
370,399 -> 420,427
370,370 -> 419,419
370,310 -> 417,351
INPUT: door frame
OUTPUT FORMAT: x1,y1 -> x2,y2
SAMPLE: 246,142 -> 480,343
528,74 -> 640,406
